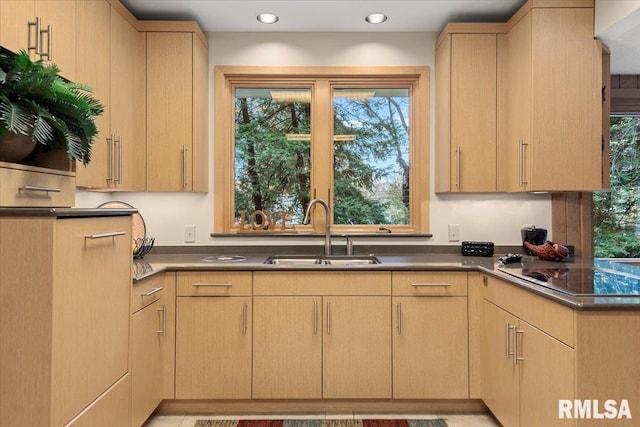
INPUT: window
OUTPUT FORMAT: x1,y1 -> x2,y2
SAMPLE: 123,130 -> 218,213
593,116 -> 640,257
214,67 -> 429,234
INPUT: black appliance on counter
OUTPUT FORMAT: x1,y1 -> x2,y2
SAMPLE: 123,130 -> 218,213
521,226 -> 547,255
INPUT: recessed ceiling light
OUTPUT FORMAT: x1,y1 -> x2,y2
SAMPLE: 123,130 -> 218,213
257,13 -> 279,24
365,13 -> 388,24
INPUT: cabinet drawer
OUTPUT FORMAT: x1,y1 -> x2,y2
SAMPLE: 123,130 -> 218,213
0,166 -> 75,207
177,271 -> 252,296
392,272 -> 468,296
64,374 -> 130,427
484,274 -> 575,347
132,274 -> 165,314
254,271 -> 391,296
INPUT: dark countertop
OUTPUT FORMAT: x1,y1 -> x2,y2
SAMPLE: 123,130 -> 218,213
133,251 -> 640,311
0,207 -> 137,217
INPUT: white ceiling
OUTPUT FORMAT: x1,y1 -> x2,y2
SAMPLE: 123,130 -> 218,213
120,0 -> 526,32
121,0 -> 639,73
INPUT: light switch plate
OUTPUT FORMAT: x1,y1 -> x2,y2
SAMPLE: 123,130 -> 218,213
184,225 -> 196,243
448,224 -> 460,242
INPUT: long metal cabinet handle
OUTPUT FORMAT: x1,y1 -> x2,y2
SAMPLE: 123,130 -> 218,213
39,24 -> 52,61
116,136 -> 123,184
514,328 -> 525,365
182,145 -> 188,188
191,283 -> 232,287
84,231 -> 126,239
106,135 -> 114,183
505,323 -> 515,360
141,287 -> 163,297
327,302 -> 331,335
28,17 -> 41,55
314,301 -> 318,335
156,305 -> 167,336
455,145 -> 461,189
519,139 -> 529,187
397,303 -> 402,335
411,283 -> 452,287
21,185 -> 61,193
242,302 -> 247,335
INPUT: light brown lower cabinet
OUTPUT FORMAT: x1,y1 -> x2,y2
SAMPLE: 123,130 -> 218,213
481,276 -> 575,427
252,271 -> 392,399
253,296 -> 323,398
175,272 -> 252,399
131,273 -> 167,427
64,375 -> 131,427
0,214 -> 131,426
392,296 -> 469,398
323,295 -> 392,399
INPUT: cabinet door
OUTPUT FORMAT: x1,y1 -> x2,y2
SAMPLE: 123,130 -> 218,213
131,298 -> 164,427
393,296 -> 468,398
481,300 -> 519,427
253,296 -> 322,398
146,32 -> 193,191
110,7 -> 146,190
175,296 -> 252,398
75,0 -> 111,189
502,10 -> 533,192
51,216 -> 131,426
35,0 -> 76,80
450,33 -> 497,192
0,1 -> 35,55
323,296 -> 391,398
64,374 -> 131,427
519,319 -> 575,427
529,7 -> 601,191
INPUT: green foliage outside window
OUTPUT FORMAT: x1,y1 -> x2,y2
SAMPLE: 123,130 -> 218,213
234,88 -> 410,226
593,116 -> 640,257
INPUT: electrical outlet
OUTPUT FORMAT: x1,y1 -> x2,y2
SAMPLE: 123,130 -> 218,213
448,224 -> 460,242
184,225 -> 196,243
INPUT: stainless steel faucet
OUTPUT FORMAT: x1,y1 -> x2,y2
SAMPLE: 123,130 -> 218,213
342,234 -> 353,256
303,198 -> 331,256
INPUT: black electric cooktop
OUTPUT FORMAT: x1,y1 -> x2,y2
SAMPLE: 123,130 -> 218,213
498,259 -> 640,297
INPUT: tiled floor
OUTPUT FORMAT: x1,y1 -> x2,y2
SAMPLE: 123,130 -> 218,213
143,413 -> 501,427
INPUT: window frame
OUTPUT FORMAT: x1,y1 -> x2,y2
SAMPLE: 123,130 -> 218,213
213,66 -> 430,234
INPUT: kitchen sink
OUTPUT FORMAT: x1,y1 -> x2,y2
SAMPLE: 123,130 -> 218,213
264,255 -> 381,265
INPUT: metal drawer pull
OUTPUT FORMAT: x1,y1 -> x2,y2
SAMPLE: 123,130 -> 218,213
411,283 -> 452,287
141,287 -> 163,297
505,323 -> 514,360
156,305 -> 167,336
514,328 -> 525,365
182,145 -> 188,188
314,301 -> 318,335
39,24 -> 52,61
84,231 -> 126,239
455,145 -> 461,189
21,185 -> 61,193
116,136 -> 123,184
327,302 -> 331,335
397,303 -> 402,335
191,283 -> 233,287
28,17 -> 41,54
242,302 -> 247,335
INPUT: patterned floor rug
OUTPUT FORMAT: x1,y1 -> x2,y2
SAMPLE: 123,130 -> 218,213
194,420 -> 448,427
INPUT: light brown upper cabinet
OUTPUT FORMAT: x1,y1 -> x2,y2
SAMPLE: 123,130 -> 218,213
146,31 -> 208,192
0,0 -> 76,80
75,2 -> 147,191
436,29 -> 498,192
498,4 -> 602,192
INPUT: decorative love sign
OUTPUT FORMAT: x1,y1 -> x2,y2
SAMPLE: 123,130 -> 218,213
236,210 -> 297,233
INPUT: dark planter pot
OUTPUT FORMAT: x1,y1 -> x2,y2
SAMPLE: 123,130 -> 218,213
0,131 -> 36,163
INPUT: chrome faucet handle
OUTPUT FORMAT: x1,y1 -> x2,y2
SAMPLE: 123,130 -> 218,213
343,235 -> 354,256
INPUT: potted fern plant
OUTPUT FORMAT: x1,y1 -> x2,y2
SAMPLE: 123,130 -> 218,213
0,47 -> 104,165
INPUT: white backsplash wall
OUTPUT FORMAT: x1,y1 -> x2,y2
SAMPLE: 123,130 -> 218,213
76,31 -> 553,247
